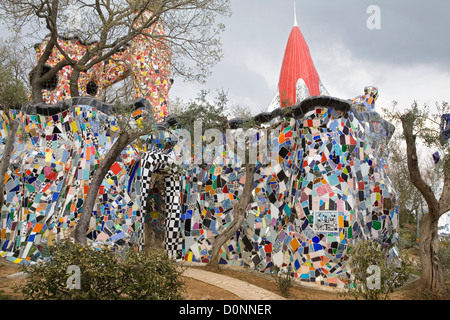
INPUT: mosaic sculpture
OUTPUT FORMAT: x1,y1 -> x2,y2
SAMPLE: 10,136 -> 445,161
34,10 -> 171,123
0,92 -> 398,288
353,86 -> 379,112
0,98 -> 147,261
0,7 -> 399,289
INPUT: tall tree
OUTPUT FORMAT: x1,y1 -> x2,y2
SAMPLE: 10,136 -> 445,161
74,101 -> 155,243
387,131 -> 431,226
0,1 -> 231,243
385,101 -> 450,299
0,42 -> 29,209
0,0 -> 231,102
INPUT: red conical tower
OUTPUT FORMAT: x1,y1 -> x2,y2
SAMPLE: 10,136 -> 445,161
268,4 -> 327,111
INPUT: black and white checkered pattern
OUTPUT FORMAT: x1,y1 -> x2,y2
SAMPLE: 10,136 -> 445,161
46,138 -> 53,149
139,147 -> 183,260
163,174 -> 183,259
65,128 -> 74,142
86,127 -> 98,146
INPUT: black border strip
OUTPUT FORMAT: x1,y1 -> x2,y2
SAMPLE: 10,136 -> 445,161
10,95 -> 395,139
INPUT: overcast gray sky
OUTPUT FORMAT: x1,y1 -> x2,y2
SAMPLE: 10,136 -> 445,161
170,0 -> 450,115
1,0 -> 448,115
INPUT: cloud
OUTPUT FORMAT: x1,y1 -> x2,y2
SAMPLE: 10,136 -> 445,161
314,40 -> 450,112
243,50 -> 279,92
172,0 -> 450,116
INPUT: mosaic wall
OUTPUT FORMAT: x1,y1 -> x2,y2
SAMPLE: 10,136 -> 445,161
353,86 -> 378,112
442,113 -> 450,140
35,10 -> 171,123
0,98 -> 149,263
173,96 -> 398,287
0,94 -> 398,287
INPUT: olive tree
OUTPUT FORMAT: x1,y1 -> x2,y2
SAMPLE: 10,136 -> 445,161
0,0 -> 231,102
0,42 -> 29,209
74,100 -> 156,243
0,0 -> 231,243
384,101 -> 450,299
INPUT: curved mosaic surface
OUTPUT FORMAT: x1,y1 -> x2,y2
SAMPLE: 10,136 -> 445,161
34,10 -> 171,123
0,98 -> 149,263
175,100 -> 398,286
1,96 -> 398,288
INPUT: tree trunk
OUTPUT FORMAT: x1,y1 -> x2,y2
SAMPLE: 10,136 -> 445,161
74,130 -> 135,243
418,213 -> 448,298
69,69 -> 80,98
0,118 -> 18,207
206,163 -> 255,272
31,79 -> 44,104
400,114 -> 449,299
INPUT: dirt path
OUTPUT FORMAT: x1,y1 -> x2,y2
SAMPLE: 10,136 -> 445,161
0,261 -> 24,299
0,259 -> 443,301
0,261 -> 342,300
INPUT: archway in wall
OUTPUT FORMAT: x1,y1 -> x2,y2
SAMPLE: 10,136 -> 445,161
139,147 -> 183,260
142,173 -> 166,250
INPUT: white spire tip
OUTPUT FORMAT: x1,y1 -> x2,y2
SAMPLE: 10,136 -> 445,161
293,2 -> 298,26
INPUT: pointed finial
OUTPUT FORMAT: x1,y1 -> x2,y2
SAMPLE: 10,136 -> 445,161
293,2 -> 298,26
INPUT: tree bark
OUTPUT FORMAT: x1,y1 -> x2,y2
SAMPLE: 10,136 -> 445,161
69,69 -> 80,98
400,114 -> 449,299
206,163 -> 255,272
74,130 -> 136,243
0,117 -> 18,208
418,214 -> 447,298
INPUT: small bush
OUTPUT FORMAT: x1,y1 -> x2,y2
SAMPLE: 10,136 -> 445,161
439,236 -> 450,279
21,240 -> 185,300
271,266 -> 294,297
339,240 -> 412,300
0,290 -> 12,300
398,226 -> 417,250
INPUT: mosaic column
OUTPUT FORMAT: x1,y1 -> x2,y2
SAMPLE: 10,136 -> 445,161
130,11 -> 172,123
139,148 -> 182,260
35,37 -> 129,104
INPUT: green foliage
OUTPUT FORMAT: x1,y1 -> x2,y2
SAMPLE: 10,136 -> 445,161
0,43 -> 28,109
0,72 -> 28,108
172,89 -> 230,134
21,240 -> 185,300
398,226 -> 418,250
439,235 -> 450,278
339,240 -> 412,300
0,290 -> 12,300
271,265 -> 294,297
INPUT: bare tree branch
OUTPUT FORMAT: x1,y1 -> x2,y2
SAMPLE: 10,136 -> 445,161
400,113 -> 439,213
0,0 -> 231,102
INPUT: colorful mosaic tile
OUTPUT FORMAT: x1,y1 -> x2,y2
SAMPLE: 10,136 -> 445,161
0,98 -> 148,264
1,3 -> 401,288
441,114 -> 450,140
1,95 -> 398,290
34,11 -> 171,123
353,86 -> 379,112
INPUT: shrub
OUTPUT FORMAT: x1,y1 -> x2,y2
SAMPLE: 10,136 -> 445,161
339,240 -> 412,300
271,265 -> 294,297
21,240 -> 185,300
439,235 -> 450,279
398,226 -> 417,250
0,290 -> 12,300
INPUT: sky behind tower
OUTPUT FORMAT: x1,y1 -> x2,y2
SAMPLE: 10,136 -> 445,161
170,0 -> 450,115
0,0 -> 448,116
